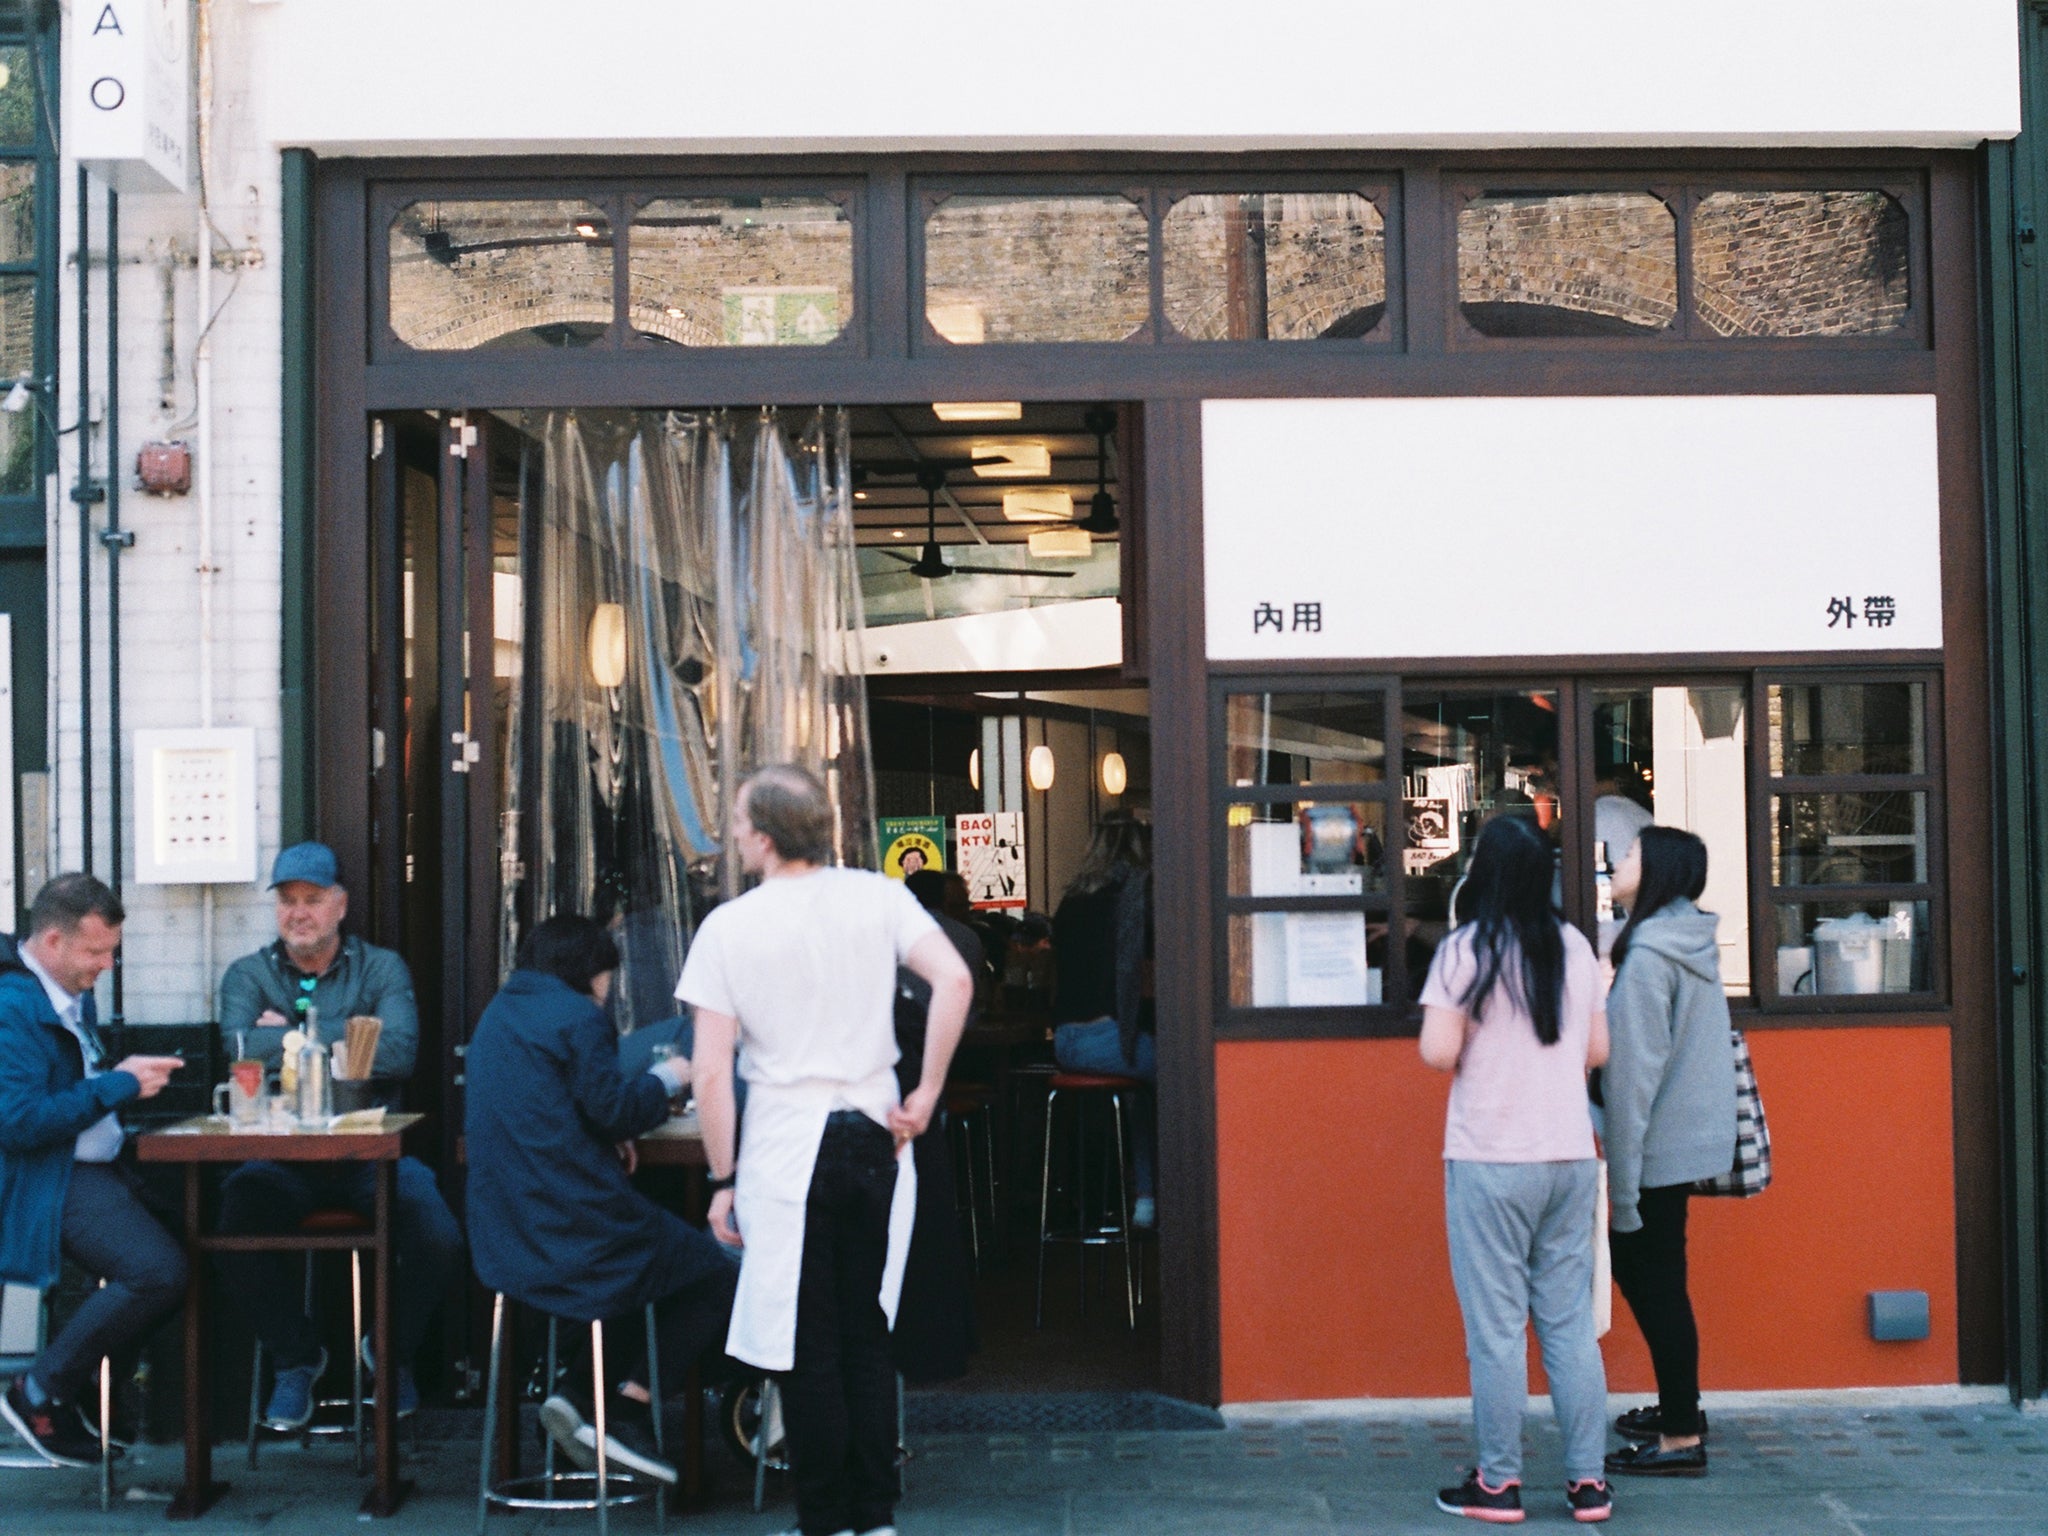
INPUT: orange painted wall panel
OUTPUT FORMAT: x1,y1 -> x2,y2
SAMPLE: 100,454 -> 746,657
1215,1028 -> 1958,1402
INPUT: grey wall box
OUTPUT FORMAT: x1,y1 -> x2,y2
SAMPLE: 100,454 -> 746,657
1868,1289 -> 1931,1342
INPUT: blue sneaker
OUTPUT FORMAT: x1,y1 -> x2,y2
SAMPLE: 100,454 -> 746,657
263,1346 -> 328,1430
359,1338 -> 419,1416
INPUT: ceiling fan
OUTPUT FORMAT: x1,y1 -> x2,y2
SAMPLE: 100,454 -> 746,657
879,464 -> 1074,580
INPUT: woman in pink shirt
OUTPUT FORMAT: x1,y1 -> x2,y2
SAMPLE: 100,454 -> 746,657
1419,815 -> 1612,1525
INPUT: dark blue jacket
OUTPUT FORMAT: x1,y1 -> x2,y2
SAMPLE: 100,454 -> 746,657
464,970 -> 724,1322
0,935 -> 140,1288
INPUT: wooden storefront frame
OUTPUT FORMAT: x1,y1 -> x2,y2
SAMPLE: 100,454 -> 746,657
307,149 -> 1996,1403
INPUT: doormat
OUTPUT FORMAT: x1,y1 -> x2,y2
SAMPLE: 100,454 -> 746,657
903,1392 -> 1224,1434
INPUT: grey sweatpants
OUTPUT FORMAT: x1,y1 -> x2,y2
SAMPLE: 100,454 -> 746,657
1444,1158 -> 1608,1485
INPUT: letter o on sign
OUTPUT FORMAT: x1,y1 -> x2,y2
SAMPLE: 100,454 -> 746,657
89,76 -> 125,111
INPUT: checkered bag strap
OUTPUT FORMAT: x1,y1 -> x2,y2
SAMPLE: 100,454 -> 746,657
1693,1027 -> 1772,1198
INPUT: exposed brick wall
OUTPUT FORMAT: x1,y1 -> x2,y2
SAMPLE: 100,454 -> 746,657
1458,192 -> 1679,330
388,199 -> 614,350
925,195 -> 1151,344
1693,191 -> 1909,338
1162,192 -> 1386,342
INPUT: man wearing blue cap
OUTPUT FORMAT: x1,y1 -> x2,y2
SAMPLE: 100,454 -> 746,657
213,842 -> 462,1429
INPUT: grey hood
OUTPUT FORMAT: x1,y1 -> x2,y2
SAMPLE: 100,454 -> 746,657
1621,901 -> 1723,984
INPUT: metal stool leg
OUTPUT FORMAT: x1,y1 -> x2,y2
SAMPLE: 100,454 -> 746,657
543,1317 -> 559,1480
246,1336 -> 264,1469
1033,1088 -> 1059,1328
95,1281 -> 112,1513
1110,1091 -> 1136,1330
350,1250 -> 366,1474
642,1303 -> 664,1533
475,1292 -> 505,1536
590,1319 -> 610,1536
751,1378 -> 775,1512
1075,1089 -> 1090,1316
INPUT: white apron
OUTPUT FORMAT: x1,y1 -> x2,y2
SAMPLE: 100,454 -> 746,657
724,1073 -> 918,1372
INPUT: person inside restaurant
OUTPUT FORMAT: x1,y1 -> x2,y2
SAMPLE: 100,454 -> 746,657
465,913 -> 738,1487
213,842 -> 463,1429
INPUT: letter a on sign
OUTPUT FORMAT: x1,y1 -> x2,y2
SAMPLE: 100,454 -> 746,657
94,4 -> 124,34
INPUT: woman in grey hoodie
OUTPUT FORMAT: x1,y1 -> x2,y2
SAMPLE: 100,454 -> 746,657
1601,827 -> 1737,1479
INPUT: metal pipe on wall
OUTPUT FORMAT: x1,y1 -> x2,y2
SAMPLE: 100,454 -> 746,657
73,164 -> 92,879
103,184 -> 126,1022
195,0 -> 218,1013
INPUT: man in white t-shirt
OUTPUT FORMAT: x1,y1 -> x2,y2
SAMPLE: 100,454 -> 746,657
683,765 -> 971,1536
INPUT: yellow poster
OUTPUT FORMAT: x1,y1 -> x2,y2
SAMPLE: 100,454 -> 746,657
879,817 -> 945,880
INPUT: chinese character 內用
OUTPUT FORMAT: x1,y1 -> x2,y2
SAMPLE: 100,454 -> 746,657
1826,595 -> 1856,629
1292,602 -> 1323,634
1253,602 -> 1284,634
1863,595 -> 1896,628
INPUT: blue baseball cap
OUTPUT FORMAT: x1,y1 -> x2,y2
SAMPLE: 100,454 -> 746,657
269,841 -> 340,889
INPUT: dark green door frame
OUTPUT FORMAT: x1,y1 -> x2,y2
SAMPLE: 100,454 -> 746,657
1984,0 -> 2048,1405
281,148 -> 315,845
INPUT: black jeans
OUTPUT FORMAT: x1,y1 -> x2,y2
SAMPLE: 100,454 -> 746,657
213,1157 -> 463,1371
39,1162 -> 187,1405
779,1111 -> 900,1536
1608,1183 -> 1701,1436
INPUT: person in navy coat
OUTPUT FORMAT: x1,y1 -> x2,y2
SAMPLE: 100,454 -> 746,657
464,913 -> 735,1485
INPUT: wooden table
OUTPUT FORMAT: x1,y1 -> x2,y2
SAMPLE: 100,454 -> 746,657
137,1113 -> 424,1520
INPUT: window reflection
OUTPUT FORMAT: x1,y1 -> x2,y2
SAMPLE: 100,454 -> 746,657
388,200 -> 615,351
1400,689 -> 1562,978
1162,192 -> 1386,341
1775,899 -> 1928,996
1693,191 -> 1909,338
1590,686 -> 1751,994
0,274 -> 32,493
1457,192 -> 1677,337
628,196 -> 852,347
1226,799 -> 1387,897
924,194 -> 1150,344
1769,682 -> 1925,775
0,163 -> 32,265
1228,912 -> 1379,1008
1224,691 -> 1387,787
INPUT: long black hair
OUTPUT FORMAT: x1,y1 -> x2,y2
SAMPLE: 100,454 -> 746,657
1456,816 -> 1567,1046
1610,825 -> 1709,974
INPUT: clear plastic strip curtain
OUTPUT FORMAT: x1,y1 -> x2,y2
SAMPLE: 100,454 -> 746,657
501,407 -> 876,1032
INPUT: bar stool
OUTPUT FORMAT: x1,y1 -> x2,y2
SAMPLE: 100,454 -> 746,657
1034,1071 -> 1140,1331
476,1291 -> 665,1536
245,1208 -> 369,1473
0,1282 -> 117,1511
943,1085 -> 998,1266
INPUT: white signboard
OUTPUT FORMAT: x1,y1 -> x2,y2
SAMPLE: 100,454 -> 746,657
956,810 -> 1026,911
1203,395 -> 1943,660
134,727 -> 258,885
69,0 -> 192,193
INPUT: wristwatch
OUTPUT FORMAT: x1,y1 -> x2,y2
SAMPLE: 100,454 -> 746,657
707,1172 -> 735,1192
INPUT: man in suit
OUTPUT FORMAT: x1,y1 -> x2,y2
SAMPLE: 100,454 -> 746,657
0,874 -> 184,1466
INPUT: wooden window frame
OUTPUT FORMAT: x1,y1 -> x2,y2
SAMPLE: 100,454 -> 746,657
1211,660 -> 1948,1041
1444,169 -> 1929,353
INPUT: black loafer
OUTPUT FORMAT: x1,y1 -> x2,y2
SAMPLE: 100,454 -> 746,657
1605,1440 -> 1707,1477
1613,1406 -> 1708,1442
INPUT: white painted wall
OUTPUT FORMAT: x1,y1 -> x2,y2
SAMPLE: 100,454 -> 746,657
51,0 -> 284,1022
251,0 -> 2018,154
1203,395 -> 1943,661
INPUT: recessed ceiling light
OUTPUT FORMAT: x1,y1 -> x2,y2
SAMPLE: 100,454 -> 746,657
853,489 -> 867,500
664,306 -> 684,319
574,221 -> 602,239
933,402 -> 1022,422
972,442 -> 1051,479
891,529 -> 905,538
1028,528 -> 1091,559
1003,489 -> 1073,523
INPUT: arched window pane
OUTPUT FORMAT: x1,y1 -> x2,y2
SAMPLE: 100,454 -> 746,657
1163,192 -> 1386,341
1693,191 -> 1909,338
388,200 -> 614,352
924,194 -> 1149,344
1457,192 -> 1677,337
629,196 -> 853,347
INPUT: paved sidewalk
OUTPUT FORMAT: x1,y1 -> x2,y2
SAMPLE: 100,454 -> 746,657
5,1394 -> 2047,1533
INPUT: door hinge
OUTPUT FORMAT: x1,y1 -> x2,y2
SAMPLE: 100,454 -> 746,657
449,729 -> 481,773
448,416 -> 477,458
371,419 -> 385,459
